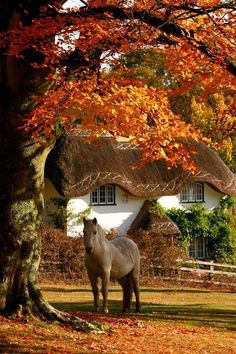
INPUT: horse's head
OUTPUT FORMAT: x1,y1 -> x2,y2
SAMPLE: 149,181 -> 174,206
83,217 -> 98,254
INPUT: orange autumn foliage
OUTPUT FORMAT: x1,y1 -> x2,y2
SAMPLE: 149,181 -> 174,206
1,0 -> 235,170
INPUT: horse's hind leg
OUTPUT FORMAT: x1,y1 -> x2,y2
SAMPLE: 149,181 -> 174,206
119,273 -> 133,313
131,273 -> 141,313
117,277 -> 126,312
101,271 -> 110,313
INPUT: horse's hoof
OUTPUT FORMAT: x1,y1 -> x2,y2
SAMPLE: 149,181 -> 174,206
103,309 -> 109,314
122,308 -> 130,313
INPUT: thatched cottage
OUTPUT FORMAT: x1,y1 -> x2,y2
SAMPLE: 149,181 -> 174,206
44,135 -> 236,258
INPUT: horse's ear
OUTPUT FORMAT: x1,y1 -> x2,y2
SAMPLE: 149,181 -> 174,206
92,218 -> 97,225
83,217 -> 87,225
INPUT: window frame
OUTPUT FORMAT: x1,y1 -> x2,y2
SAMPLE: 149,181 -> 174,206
90,185 -> 116,206
189,237 -> 207,259
180,182 -> 204,203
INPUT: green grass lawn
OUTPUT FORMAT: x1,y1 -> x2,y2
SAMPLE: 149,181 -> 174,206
41,283 -> 236,330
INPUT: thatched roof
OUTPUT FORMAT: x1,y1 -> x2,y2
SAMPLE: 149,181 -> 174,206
128,200 -> 181,236
45,135 -> 236,198
148,214 -> 181,236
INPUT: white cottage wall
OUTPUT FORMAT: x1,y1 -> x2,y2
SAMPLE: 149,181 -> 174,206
44,179 -> 224,236
157,195 -> 180,209
157,184 -> 223,211
66,186 -> 146,236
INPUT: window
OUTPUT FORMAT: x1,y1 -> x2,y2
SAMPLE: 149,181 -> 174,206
90,185 -> 115,205
189,237 -> 206,259
180,182 -> 204,203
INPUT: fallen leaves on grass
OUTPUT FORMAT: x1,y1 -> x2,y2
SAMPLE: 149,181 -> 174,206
0,313 -> 236,353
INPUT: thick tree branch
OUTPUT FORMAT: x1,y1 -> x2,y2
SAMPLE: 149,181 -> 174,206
60,5 -> 236,76
1,2 -> 235,76
167,2 -> 236,15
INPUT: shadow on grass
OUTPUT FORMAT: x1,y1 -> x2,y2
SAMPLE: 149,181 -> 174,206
42,287 -> 235,294
140,302 -> 236,330
51,299 -> 236,331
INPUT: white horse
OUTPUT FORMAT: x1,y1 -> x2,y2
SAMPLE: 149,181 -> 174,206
83,218 -> 141,313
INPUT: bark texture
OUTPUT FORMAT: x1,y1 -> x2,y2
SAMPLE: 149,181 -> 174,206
0,139 -> 95,332
0,5 -> 96,330
0,9 -> 47,312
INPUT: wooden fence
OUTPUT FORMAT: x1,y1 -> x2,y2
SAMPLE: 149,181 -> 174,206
155,259 -> 236,286
40,258 -> 236,286
179,259 -> 236,277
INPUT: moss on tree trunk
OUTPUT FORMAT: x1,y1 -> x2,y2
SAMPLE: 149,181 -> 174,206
0,143 -> 46,314
0,141 -> 96,330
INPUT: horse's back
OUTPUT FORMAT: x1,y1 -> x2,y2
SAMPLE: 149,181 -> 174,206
109,237 -> 140,280
110,237 -> 139,256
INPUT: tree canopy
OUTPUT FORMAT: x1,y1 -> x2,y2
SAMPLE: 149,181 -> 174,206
1,0 -> 235,170
110,49 -> 235,170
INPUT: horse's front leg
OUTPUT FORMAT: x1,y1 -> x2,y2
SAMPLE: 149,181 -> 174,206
88,272 -> 99,312
101,271 -> 110,313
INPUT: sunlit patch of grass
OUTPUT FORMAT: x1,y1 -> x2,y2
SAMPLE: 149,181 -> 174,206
41,284 -> 236,330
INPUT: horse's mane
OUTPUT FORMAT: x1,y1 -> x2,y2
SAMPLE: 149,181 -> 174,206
97,223 -> 107,240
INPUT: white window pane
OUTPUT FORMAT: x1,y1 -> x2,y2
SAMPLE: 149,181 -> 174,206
189,238 -> 195,258
181,182 -> 204,203
99,185 -> 106,204
196,237 -> 205,258
91,188 -> 98,205
91,185 -> 116,206
180,187 -> 188,202
189,184 -> 195,201
107,185 -> 114,204
190,238 -> 206,259
195,183 -> 203,202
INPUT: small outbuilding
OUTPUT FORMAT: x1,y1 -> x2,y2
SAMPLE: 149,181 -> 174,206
128,199 -> 181,246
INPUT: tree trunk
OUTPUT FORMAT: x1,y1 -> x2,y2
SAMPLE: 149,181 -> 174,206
0,139 -> 96,331
0,45 -> 51,318
0,45 -> 96,333
0,140 -> 49,315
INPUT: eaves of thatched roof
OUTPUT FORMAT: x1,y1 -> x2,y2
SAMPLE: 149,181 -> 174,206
45,135 -> 236,198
